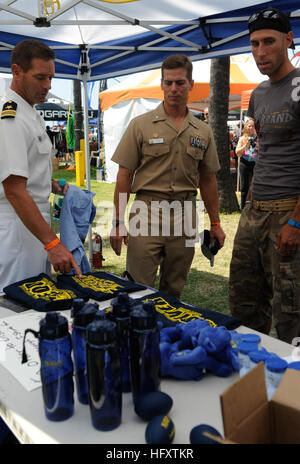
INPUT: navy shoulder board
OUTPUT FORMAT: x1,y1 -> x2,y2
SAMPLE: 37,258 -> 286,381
1,100 -> 17,119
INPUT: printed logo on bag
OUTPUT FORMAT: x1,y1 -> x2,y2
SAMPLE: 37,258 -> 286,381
72,275 -> 123,294
21,277 -> 76,301
190,135 -> 208,150
143,295 -> 217,327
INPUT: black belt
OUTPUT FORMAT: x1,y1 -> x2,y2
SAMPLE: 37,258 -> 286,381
135,191 -> 196,202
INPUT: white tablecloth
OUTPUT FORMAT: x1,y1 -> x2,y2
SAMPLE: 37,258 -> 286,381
0,287 -> 294,445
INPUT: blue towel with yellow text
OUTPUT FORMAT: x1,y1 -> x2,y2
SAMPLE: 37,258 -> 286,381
133,291 -> 241,329
57,271 -> 147,301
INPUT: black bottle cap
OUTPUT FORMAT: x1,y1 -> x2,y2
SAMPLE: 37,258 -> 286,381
142,301 -> 157,317
72,298 -> 85,314
39,312 -> 69,340
72,301 -> 99,327
110,295 -> 130,318
117,292 -> 131,307
86,318 -> 117,346
130,306 -> 156,331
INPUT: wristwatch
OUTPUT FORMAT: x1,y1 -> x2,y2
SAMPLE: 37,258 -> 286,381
112,219 -> 124,227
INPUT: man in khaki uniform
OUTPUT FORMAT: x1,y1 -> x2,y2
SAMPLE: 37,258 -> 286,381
110,54 -> 225,298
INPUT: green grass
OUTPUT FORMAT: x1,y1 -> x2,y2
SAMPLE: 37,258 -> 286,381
52,166 -> 241,317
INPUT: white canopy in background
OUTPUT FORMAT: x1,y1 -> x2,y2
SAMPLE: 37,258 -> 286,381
100,54 -> 267,182
0,73 -> 10,94
0,0 -> 299,187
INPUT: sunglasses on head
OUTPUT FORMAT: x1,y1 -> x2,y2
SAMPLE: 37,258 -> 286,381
248,9 -> 283,25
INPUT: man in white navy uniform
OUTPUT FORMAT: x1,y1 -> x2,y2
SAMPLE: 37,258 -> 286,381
0,39 -> 81,292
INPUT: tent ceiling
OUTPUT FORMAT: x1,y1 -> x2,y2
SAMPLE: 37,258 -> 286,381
0,0 -> 299,81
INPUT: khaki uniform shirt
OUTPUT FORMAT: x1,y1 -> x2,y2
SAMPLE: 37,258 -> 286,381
112,102 -> 220,195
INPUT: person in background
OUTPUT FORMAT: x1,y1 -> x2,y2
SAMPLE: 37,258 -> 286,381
235,119 -> 258,209
230,129 -> 239,171
46,124 -> 55,144
110,54 -> 225,299
204,106 -> 209,123
0,39 -> 81,293
56,122 -> 67,160
229,7 -> 300,344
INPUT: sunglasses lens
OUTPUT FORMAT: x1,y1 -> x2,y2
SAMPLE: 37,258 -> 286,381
265,11 -> 280,19
248,12 -> 259,24
248,9 -> 281,25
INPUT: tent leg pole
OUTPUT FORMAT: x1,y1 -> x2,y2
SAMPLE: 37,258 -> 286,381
82,77 -> 93,266
237,108 -> 243,194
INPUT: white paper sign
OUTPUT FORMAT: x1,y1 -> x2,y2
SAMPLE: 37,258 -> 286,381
0,310 -> 71,392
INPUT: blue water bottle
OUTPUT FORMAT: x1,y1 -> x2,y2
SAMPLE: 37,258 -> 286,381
142,300 -> 161,354
71,299 -> 99,404
129,303 -> 161,407
108,293 -> 132,392
22,312 -> 74,421
86,317 -> 122,431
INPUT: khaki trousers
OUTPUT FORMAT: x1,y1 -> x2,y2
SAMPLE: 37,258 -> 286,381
126,194 -> 197,299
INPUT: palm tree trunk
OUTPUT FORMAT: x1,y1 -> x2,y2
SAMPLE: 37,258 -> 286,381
73,80 -> 84,151
209,57 -> 239,213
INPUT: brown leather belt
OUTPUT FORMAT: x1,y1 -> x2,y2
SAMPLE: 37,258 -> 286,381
252,198 -> 298,212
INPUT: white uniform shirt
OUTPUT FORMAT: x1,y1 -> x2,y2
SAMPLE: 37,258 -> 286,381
0,88 -> 52,206
0,89 -> 52,292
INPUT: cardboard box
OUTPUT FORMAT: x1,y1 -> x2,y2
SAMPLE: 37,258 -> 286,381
219,362 -> 300,444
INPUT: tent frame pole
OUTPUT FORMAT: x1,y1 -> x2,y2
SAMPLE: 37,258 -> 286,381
237,106 -> 243,194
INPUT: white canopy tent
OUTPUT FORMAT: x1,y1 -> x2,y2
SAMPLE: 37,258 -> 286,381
0,72 -> 10,93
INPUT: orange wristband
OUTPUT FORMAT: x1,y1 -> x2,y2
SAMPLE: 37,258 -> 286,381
44,238 -> 60,251
211,222 -> 221,227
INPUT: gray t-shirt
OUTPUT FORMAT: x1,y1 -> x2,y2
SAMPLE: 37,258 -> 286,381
247,68 -> 300,200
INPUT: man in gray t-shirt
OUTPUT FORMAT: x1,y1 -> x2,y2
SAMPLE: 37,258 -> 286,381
248,68 -> 300,200
229,7 -> 300,344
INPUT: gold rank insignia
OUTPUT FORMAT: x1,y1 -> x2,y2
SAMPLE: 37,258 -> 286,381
1,100 -> 17,119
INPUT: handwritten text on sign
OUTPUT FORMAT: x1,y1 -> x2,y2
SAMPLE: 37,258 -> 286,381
0,310 -> 71,392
